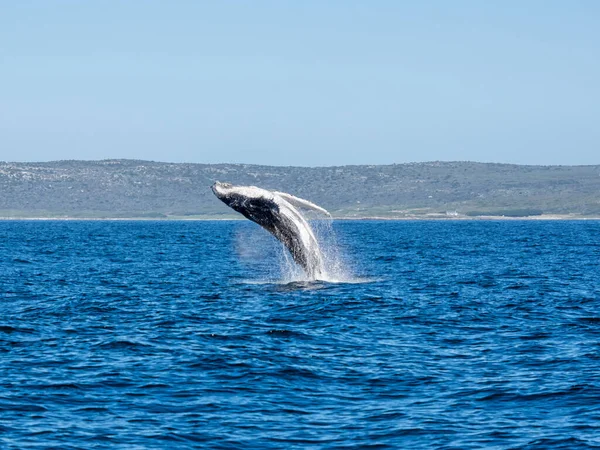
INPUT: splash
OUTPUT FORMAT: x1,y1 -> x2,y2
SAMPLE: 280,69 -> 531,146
278,215 -> 354,283
233,212 -> 358,284
243,215 -> 359,284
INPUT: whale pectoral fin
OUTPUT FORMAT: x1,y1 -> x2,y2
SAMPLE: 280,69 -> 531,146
273,192 -> 331,216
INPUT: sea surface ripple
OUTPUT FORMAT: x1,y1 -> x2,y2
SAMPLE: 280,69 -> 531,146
1,220 -> 600,449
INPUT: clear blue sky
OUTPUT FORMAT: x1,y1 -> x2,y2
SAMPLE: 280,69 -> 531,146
1,1 -> 599,166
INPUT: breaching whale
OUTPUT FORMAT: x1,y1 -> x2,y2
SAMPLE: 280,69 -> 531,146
211,182 -> 330,279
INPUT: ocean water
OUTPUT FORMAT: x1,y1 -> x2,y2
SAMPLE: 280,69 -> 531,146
1,220 -> 600,449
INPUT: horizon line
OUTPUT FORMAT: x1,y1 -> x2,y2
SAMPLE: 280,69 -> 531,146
2,158 -> 600,169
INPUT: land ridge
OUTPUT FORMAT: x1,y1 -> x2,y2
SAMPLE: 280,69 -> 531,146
1,159 -> 599,219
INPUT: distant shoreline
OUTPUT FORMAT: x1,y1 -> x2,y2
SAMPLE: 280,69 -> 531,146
3,161 -> 600,221
1,215 -> 600,221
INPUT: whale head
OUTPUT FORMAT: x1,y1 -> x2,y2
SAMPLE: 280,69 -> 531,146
211,181 -> 235,199
212,181 -> 279,223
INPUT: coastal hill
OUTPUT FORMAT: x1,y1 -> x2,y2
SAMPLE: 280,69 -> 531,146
1,160 -> 599,218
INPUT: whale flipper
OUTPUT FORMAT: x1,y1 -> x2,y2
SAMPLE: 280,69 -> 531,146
273,192 -> 331,217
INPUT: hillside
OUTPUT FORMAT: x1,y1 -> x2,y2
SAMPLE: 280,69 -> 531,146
1,160 -> 599,218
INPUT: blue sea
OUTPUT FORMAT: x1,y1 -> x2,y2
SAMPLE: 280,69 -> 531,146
1,220 -> 600,449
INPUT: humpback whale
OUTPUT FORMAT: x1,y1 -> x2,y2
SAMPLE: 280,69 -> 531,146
211,182 -> 330,279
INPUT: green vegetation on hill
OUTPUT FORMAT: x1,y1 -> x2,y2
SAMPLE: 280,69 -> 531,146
0,160 -> 599,218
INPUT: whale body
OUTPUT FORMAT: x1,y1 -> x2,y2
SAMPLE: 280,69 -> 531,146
211,182 -> 329,279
